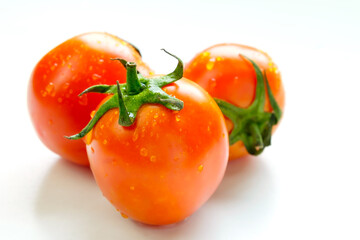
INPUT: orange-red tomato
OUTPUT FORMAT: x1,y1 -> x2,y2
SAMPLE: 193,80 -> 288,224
85,78 -> 228,225
28,32 -> 151,165
184,43 -> 285,160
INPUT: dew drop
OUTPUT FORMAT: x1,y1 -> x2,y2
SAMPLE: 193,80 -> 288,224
63,82 -> 70,89
132,132 -> 139,142
175,115 -> 181,122
210,78 -> 217,88
206,60 -> 215,70
140,148 -> 148,157
45,82 -> 54,94
103,139 -> 108,145
92,73 -> 101,80
89,66 -> 93,71
150,156 -> 156,162
216,56 -> 224,62
154,113 -> 159,119
120,213 -> 128,219
84,131 -> 92,145
78,95 -> 88,106
100,124 -> 104,129
198,165 -> 204,172
202,51 -> 210,58
90,110 -> 96,118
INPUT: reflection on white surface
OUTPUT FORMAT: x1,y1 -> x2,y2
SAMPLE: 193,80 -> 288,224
34,157 -> 273,240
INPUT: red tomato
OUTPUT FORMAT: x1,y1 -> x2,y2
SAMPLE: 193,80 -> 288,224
70,52 -> 229,225
28,32 -> 151,165
184,43 -> 285,160
86,79 -> 228,225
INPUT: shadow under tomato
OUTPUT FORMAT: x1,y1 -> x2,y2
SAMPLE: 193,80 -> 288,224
34,156 -> 274,240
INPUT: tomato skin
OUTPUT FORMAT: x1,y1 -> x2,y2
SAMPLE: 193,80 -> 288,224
28,32 -> 151,165
184,43 -> 285,160
86,79 -> 228,225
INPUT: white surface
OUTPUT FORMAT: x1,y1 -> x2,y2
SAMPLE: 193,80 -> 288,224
1,0 -> 360,239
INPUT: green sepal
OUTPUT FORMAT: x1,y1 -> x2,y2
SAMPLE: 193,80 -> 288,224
214,56 -> 282,156
66,49 -> 184,140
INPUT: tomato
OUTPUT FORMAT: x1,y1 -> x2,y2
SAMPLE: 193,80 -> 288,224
28,32 -> 151,165
69,51 -> 229,225
184,43 -> 285,160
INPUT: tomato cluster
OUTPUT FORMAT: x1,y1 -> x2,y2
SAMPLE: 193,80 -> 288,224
28,33 -> 284,225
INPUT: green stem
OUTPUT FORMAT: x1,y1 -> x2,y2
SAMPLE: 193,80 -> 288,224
66,49 -> 184,140
214,57 -> 282,156
126,62 -> 142,95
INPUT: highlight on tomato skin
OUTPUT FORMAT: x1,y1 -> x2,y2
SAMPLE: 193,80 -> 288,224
184,43 -> 285,160
27,32 -> 151,166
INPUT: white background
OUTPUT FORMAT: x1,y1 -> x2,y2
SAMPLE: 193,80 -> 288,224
1,0 -> 360,239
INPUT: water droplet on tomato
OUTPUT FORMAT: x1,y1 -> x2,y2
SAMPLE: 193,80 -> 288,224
198,165 -> 204,172
92,73 -> 101,80
140,148 -> 148,157
150,156 -> 156,162
154,113 -> 159,119
45,82 -> 54,95
78,95 -> 88,106
120,213 -> 128,219
210,78 -> 217,89
132,132 -> 139,142
202,51 -> 210,58
90,110 -> 96,118
103,139 -> 108,145
175,115 -> 181,122
206,60 -> 215,70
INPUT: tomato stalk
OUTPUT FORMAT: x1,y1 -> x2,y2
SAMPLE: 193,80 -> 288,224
214,56 -> 282,155
66,49 -> 184,140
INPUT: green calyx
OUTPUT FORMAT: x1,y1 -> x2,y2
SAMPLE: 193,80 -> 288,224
214,56 -> 282,156
66,49 -> 184,140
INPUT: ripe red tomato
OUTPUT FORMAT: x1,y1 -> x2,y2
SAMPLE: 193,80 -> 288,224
70,53 -> 229,225
28,32 -> 151,165
184,43 -> 285,160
